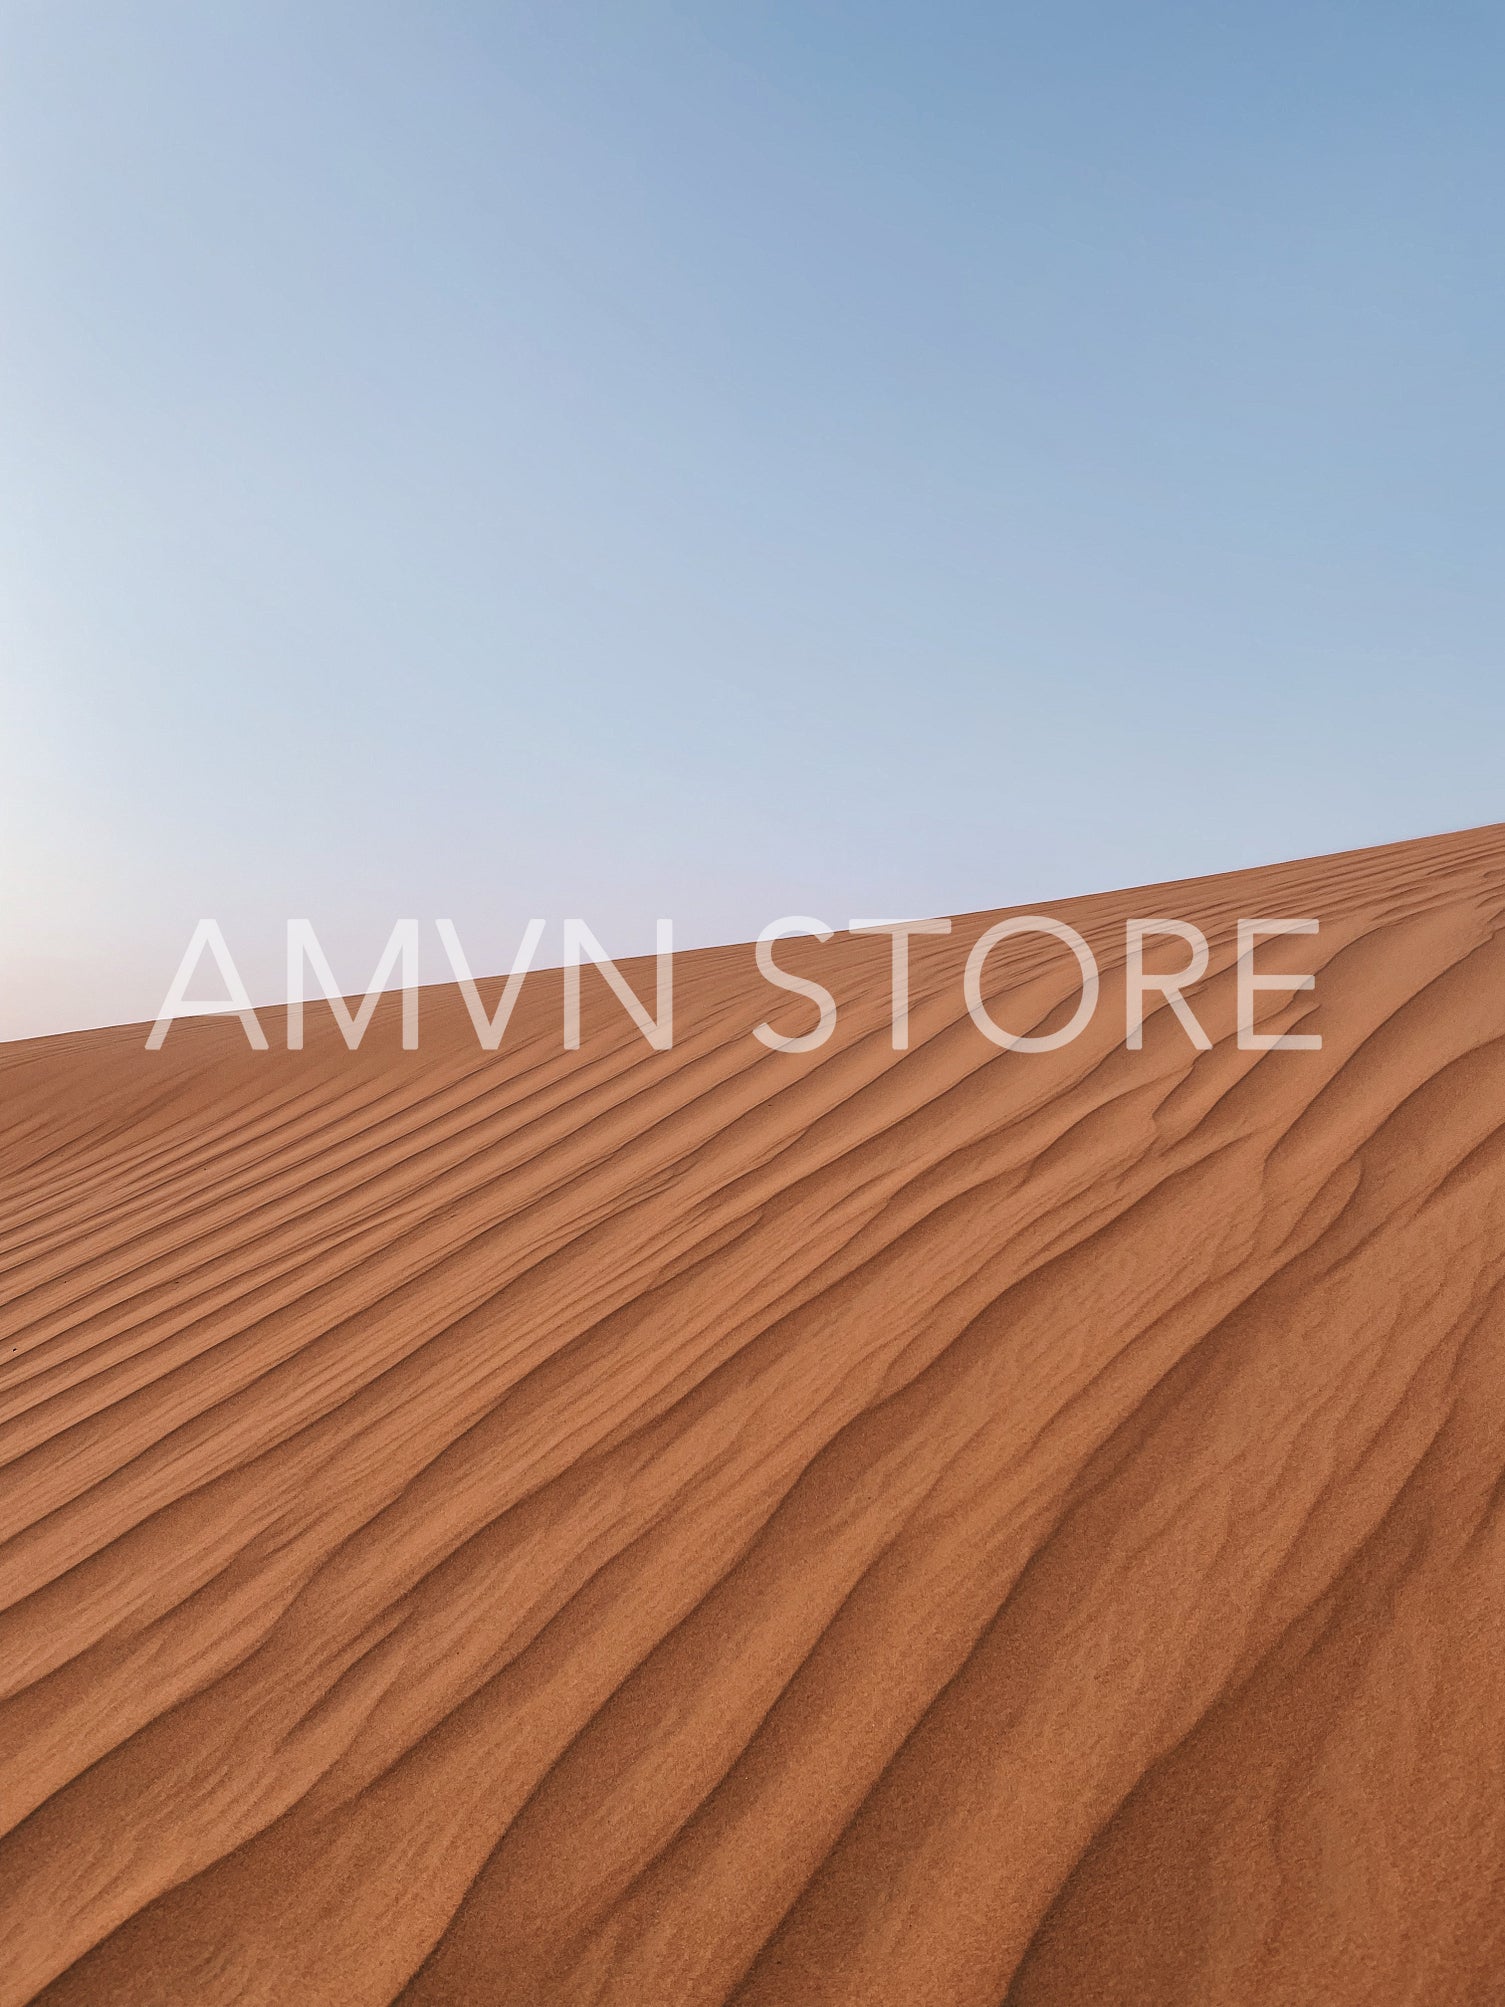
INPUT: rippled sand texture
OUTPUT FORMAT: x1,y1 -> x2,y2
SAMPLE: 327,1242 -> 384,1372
4,824 -> 1505,2006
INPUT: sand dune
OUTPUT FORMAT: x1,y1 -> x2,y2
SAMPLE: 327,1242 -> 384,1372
3,824 -> 1505,2005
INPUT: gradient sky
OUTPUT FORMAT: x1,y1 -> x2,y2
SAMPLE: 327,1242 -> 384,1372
3,2 -> 1502,1038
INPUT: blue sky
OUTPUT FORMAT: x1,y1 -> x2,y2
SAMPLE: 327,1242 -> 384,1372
3,2 -> 1501,1036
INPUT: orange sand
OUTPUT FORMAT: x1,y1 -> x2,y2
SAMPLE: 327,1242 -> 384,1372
3,824 -> 1505,2004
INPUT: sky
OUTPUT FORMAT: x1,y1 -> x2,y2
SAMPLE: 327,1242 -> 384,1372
2,1 -> 1502,1038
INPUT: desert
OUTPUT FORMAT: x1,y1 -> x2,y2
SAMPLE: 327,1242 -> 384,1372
4,821 -> 1504,2004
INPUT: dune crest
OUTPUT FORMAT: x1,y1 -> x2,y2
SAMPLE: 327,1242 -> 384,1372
3,824 -> 1505,2005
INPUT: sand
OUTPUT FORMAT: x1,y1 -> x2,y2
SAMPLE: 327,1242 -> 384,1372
3,823 -> 1504,2005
